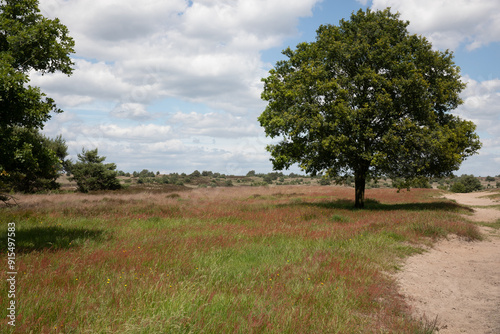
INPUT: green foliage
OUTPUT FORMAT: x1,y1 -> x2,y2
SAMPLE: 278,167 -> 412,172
190,170 -> 201,177
319,178 -> 331,186
69,148 -> 121,193
0,128 -> 67,192
0,0 -> 74,130
485,176 -> 495,182
450,174 -> 483,193
392,176 -> 431,190
258,8 -> 481,208
139,169 -> 155,178
246,170 -> 256,177
262,175 -> 273,184
0,0 -> 74,194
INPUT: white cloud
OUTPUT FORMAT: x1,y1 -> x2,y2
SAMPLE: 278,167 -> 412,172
36,0 -> 319,115
456,77 -> 500,129
367,0 -> 500,50
86,124 -> 173,143
169,111 -> 261,138
110,103 -> 153,120
452,76 -> 500,175
30,59 -> 135,107
32,0 -> 323,173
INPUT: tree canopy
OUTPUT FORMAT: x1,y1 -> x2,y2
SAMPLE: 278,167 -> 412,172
0,0 -> 74,194
258,8 -> 481,208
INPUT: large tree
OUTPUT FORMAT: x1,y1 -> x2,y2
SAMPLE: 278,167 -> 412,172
259,9 -> 481,208
0,0 -> 74,193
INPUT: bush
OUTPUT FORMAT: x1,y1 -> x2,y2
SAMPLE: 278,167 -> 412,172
263,175 -> 273,184
139,169 -> 155,178
485,176 -> 496,182
202,171 -> 213,177
69,148 -> 121,192
449,182 -> 466,193
450,175 -> 482,193
319,178 -> 331,186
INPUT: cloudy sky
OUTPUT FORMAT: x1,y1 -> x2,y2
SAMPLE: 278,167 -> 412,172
34,0 -> 500,176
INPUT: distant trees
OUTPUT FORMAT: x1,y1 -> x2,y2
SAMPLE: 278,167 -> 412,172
69,148 -> 121,192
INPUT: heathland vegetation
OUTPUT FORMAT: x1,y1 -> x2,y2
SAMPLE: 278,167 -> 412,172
62,169 -> 500,194
3,183 -> 498,333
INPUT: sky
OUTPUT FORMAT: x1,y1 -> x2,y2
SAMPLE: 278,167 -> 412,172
33,0 -> 500,176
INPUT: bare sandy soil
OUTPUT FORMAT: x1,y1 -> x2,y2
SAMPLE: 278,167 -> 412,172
395,191 -> 500,333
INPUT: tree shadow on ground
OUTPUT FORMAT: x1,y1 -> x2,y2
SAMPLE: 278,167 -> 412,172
0,226 -> 108,253
293,198 -> 474,212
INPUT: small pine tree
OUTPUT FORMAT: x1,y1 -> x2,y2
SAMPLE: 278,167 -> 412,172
69,148 -> 121,192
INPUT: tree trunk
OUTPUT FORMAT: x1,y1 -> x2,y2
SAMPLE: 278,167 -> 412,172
354,168 -> 367,209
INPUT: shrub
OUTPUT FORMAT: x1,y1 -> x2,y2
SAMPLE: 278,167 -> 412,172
449,182 -> 466,193
69,148 -> 121,192
139,169 -> 155,178
450,174 -> 482,193
319,178 -> 331,186
263,175 -> 273,184
485,176 -> 495,182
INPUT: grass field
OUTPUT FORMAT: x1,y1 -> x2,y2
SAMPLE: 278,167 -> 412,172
0,185 -> 482,333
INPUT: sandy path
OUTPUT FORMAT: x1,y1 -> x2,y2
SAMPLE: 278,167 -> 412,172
395,191 -> 500,333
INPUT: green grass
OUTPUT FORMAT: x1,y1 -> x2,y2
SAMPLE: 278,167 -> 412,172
0,186 -> 482,333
